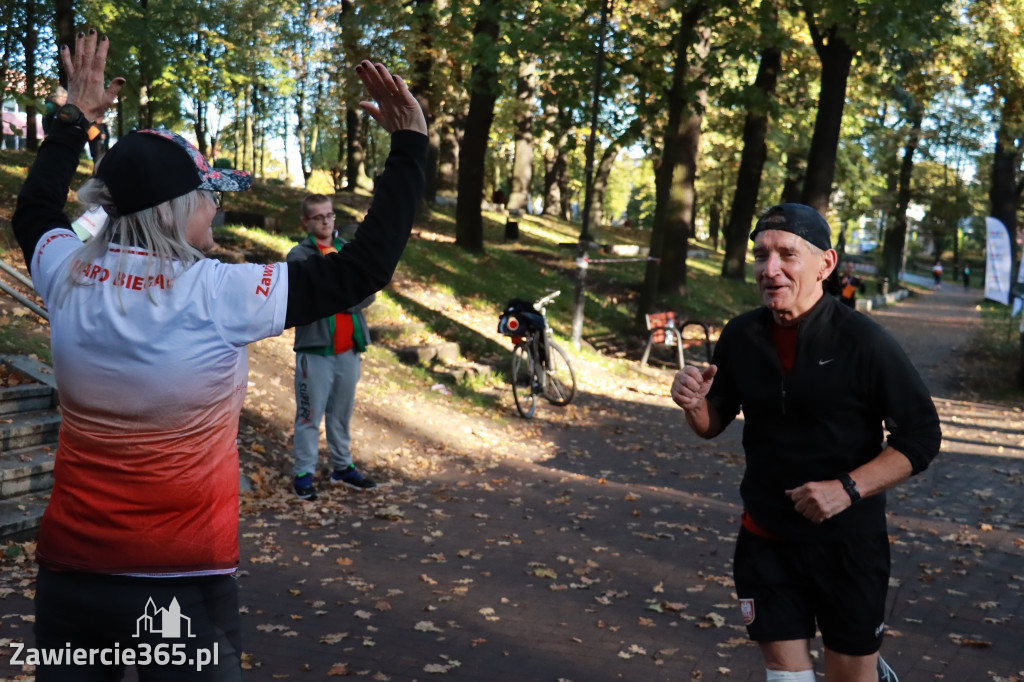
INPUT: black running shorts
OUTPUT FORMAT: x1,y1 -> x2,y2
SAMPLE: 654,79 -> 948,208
733,527 -> 891,656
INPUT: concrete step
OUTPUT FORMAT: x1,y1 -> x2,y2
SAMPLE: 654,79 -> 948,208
1,354 -> 58,394
0,493 -> 48,541
0,444 -> 56,499
0,410 -> 61,451
0,383 -> 55,415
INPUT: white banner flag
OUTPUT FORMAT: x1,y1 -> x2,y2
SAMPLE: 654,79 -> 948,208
1013,252 -> 1024,317
984,217 -> 1012,305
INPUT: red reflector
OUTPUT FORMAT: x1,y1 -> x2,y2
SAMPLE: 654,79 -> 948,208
511,336 -> 523,344
508,318 -> 519,331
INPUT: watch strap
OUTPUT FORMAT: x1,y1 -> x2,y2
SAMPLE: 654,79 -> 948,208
56,104 -> 92,132
837,472 -> 861,504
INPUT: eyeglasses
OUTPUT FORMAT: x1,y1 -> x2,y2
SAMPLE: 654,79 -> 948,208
305,213 -> 335,223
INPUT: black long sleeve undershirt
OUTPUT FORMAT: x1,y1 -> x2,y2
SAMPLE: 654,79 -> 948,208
283,130 -> 426,329
12,124 -> 427,329
12,123 -> 85,272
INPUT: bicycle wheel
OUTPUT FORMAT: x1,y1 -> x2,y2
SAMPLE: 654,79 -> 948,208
510,343 -> 538,419
543,341 -> 577,406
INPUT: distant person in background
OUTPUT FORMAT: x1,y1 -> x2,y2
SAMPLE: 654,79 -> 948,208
41,86 -> 68,135
932,261 -> 943,289
491,187 -> 506,209
88,117 -> 110,168
962,265 -> 971,290
289,194 -> 379,500
838,261 -> 863,309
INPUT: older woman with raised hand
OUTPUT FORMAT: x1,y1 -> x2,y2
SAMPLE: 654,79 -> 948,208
12,29 -> 426,682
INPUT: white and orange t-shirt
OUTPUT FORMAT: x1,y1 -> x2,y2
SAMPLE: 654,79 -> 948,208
30,229 -> 288,575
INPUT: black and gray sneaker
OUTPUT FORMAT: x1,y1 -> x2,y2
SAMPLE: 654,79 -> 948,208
293,473 -> 318,500
330,466 -> 378,490
877,655 -> 899,682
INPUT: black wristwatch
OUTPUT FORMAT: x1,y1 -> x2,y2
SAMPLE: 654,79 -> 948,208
837,473 -> 861,504
55,103 -> 92,132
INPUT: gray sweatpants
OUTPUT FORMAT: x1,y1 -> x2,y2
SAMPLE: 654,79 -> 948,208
292,350 -> 362,476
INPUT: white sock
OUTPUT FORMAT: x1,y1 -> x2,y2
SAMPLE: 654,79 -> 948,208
766,669 -> 816,682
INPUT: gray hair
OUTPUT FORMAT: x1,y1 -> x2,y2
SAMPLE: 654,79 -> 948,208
58,179 -> 210,307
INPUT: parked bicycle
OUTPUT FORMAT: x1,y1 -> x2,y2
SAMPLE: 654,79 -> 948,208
497,290 -> 578,419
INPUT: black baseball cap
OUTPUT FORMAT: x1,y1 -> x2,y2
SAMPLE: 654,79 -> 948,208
95,129 -> 251,216
749,203 -> 832,251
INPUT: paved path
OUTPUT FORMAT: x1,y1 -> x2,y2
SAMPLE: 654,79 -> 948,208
0,286 -> 1021,682
231,286 -> 1024,682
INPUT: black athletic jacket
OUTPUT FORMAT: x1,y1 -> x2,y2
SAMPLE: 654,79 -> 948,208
12,122 -> 427,330
707,294 -> 941,542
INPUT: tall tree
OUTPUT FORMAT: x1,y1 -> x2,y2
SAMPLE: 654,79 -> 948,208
798,0 -> 957,216
410,0 -> 446,204
639,1 -> 712,315
721,0 -> 782,281
454,0 -> 502,253
507,57 -> 538,213
798,6 -> 856,214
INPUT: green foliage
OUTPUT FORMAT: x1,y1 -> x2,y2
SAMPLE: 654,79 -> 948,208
0,0 -> 1016,323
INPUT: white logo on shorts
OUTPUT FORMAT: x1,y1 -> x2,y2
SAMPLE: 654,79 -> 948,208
740,598 -> 755,625
134,597 -> 196,638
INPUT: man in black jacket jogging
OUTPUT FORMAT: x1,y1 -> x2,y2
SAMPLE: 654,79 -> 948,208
671,204 -> 940,682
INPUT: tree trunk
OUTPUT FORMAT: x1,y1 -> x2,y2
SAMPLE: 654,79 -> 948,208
709,183 -> 722,251
54,0 -> 75,87
799,20 -> 854,215
589,120 -> 643,233
346,108 -> 366,189
454,0 -> 501,253
543,141 -> 568,217
507,58 -> 537,213
437,109 -> 461,193
722,35 -> 781,281
882,102 -> 923,285
244,87 -> 254,173
194,99 -> 208,157
411,0 -> 446,205
137,0 -> 153,129
639,6 -> 710,318
588,143 -> 618,232
296,86 -> 312,185
780,149 -> 804,203
657,93 -> 705,297
0,8 -> 12,103
990,126 -> 1020,255
22,1 -> 39,151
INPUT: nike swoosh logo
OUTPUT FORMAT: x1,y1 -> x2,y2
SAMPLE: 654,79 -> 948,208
819,358 -> 835,366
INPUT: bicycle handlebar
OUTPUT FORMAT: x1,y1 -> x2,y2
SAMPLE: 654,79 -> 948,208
534,290 -> 561,311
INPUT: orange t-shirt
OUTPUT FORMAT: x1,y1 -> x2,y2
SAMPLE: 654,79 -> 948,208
317,243 -> 355,354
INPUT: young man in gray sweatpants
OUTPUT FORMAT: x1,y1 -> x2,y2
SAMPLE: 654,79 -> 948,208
288,194 -> 378,499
